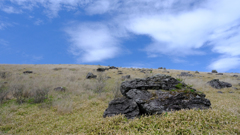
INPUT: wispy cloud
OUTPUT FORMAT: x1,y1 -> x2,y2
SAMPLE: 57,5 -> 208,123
208,56 -> 240,72
1,6 -> 22,14
3,0 -> 240,71
64,22 -> 122,62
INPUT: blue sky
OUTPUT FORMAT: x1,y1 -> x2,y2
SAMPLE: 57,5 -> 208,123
0,0 -> 240,72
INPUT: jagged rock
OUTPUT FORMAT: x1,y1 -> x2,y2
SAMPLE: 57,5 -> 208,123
216,73 -> 223,75
195,71 -> 199,74
217,91 -> 223,93
104,74 -> 211,119
103,97 -> 140,119
97,68 -> 105,72
212,70 -> 218,73
122,75 -> 130,79
158,67 -> 163,69
23,71 -> 33,74
54,87 -> 66,92
233,75 -> 238,77
125,89 -> 152,104
207,79 -> 232,89
109,66 -> 118,69
107,76 -> 111,79
120,74 -> 184,96
86,72 -> 97,79
140,90 -> 210,115
105,68 -> 109,70
177,72 -> 194,77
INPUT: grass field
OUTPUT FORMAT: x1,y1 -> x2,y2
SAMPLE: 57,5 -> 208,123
0,64 -> 240,134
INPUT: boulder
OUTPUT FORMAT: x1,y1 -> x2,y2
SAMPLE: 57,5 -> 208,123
207,79 -> 232,89
212,70 -> 218,73
158,67 -> 163,69
23,71 -> 33,74
217,91 -> 223,93
195,71 -> 199,74
54,87 -> 66,92
109,66 -> 118,69
208,73 -> 212,75
122,75 -> 130,80
216,73 -> 223,75
177,72 -> 194,77
233,75 -> 238,77
103,97 -> 140,119
86,72 -> 97,79
104,74 -> 211,119
97,68 -> 105,72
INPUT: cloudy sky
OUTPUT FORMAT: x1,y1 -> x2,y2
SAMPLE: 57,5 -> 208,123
0,0 -> 240,72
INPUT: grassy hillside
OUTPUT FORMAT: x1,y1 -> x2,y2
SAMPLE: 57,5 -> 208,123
0,64 -> 240,134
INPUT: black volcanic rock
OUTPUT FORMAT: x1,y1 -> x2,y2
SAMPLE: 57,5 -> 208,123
207,79 -> 232,89
86,72 -> 97,79
103,97 -> 139,119
103,74 -> 211,119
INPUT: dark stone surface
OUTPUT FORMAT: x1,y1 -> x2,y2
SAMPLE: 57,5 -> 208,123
216,73 -> 223,75
217,91 -> 223,93
103,97 -> 140,119
207,79 -> 232,89
120,74 -> 183,96
212,70 -> 218,73
97,68 -> 105,72
109,66 -> 118,69
208,73 -> 212,75
177,72 -> 194,77
233,75 -> 238,77
195,71 -> 199,74
158,67 -> 163,69
229,92 -> 234,93
23,71 -> 33,74
104,74 -> 211,119
54,87 -> 66,92
125,89 -> 152,104
86,72 -> 97,79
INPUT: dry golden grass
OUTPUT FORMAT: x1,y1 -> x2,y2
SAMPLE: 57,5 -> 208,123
0,64 -> 240,134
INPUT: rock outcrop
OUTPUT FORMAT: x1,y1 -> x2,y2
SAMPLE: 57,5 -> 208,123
216,73 -> 223,75
109,66 -> 118,69
23,71 -> 33,74
86,72 -> 97,79
97,68 -> 105,72
103,74 -> 211,119
212,70 -> 218,73
207,79 -> 232,89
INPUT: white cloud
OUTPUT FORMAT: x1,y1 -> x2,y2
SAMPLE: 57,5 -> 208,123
1,6 -> 22,14
3,0 -> 240,71
34,19 -> 43,25
208,57 -> 240,72
64,22 -> 121,62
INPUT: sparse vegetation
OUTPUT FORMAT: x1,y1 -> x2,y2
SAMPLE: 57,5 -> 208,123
0,64 -> 239,134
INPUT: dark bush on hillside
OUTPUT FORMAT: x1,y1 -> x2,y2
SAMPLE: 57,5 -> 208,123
0,84 -> 9,104
12,85 -> 25,104
31,88 -> 49,103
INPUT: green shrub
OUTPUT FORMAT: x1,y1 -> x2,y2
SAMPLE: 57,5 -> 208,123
175,83 -> 183,89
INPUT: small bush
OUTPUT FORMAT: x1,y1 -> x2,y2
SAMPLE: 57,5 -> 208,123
175,83 -> 183,89
31,88 -> 49,103
12,85 -> 25,104
93,72 -> 107,94
0,84 -> 9,104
